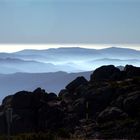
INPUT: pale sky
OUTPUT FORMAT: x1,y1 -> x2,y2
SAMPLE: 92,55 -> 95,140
0,44 -> 140,53
0,0 -> 140,44
0,0 -> 140,52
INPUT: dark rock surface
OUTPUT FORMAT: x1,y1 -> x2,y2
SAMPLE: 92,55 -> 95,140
0,65 -> 140,139
66,76 -> 88,92
97,107 -> 128,122
124,65 -> 140,78
90,65 -> 121,81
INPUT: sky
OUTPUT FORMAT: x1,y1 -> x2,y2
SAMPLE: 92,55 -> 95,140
0,0 -> 140,51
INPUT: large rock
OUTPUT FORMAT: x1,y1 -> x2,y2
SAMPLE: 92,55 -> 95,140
2,95 -> 13,109
11,91 -> 32,109
124,65 -> 140,78
97,107 -> 128,123
38,104 -> 65,130
123,91 -> 140,116
72,98 -> 86,119
11,109 -> 35,134
47,93 -> 57,101
84,86 -> 115,117
2,91 -> 32,110
33,87 -> 45,94
66,76 -> 88,92
58,89 -> 73,103
0,112 -> 6,134
90,65 -> 121,81
59,89 -> 69,98
0,88 -> 51,134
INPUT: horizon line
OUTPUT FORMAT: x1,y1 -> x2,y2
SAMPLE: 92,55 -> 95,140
0,44 -> 140,53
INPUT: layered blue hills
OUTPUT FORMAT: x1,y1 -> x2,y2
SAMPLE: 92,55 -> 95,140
0,46 -> 139,102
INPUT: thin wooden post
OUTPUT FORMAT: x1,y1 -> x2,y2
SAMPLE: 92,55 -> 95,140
86,101 -> 89,120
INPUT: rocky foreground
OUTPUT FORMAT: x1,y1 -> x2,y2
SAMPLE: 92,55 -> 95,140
0,65 -> 140,139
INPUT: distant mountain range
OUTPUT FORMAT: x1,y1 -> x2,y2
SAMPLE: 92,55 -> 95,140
0,47 -> 139,73
0,57 -> 80,73
87,58 -> 140,69
0,46 -> 139,101
0,71 -> 92,102
14,47 -> 140,60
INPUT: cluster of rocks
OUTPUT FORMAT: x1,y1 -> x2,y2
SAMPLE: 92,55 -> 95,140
0,65 -> 140,139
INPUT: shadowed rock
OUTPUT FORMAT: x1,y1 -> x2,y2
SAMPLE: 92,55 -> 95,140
123,91 -> 140,116
0,65 -> 140,138
97,107 -> 128,123
124,65 -> 140,78
90,65 -> 121,81
66,76 -> 88,92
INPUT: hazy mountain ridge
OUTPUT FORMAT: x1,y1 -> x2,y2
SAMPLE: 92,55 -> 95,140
0,47 -> 140,74
0,57 -> 83,73
0,47 -> 139,100
0,71 -> 92,101
87,58 -> 140,68
15,47 -> 140,60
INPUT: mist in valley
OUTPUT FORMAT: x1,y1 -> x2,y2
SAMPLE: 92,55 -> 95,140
0,47 -> 140,102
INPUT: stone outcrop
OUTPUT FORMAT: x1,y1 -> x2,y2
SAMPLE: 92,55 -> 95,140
90,65 -> 121,81
0,65 -> 140,139
124,65 -> 140,78
66,76 -> 88,92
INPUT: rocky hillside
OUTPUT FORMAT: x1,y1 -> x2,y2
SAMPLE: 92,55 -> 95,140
0,65 -> 140,139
